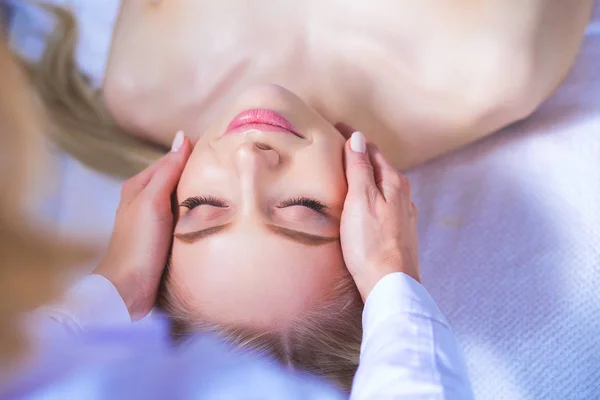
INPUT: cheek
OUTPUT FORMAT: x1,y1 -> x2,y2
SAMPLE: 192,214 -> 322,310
170,242 -> 226,287
168,243 -> 234,313
295,147 -> 347,198
176,148 -> 229,198
169,245 -> 201,294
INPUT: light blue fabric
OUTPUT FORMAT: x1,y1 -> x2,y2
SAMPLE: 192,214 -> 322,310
2,318 -> 344,400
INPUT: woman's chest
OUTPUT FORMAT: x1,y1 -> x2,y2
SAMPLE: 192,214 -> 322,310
105,0 -> 513,169
108,0 -> 438,90
107,0 -> 472,113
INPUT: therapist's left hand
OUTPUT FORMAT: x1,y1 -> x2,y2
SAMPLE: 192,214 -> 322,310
94,132 -> 192,321
338,129 -> 420,301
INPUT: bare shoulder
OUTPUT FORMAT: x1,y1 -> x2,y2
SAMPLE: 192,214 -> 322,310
484,0 -> 594,107
104,0 -> 219,145
370,0 -> 596,169
103,0 -> 595,168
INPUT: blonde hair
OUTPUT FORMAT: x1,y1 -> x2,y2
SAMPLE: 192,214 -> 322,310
20,4 -> 165,179
18,4 -> 364,390
159,265 -> 363,392
0,23 -> 90,361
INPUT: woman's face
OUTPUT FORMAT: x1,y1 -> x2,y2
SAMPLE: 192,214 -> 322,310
171,84 -> 348,330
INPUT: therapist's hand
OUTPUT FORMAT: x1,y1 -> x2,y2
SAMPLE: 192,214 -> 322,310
339,131 -> 420,301
94,132 -> 192,321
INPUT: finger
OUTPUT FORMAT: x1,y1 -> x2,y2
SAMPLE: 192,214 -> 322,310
411,202 -> 418,220
144,136 -> 193,200
368,144 -> 410,201
344,131 -> 380,199
122,131 -> 187,199
335,122 -> 358,140
365,143 -> 384,194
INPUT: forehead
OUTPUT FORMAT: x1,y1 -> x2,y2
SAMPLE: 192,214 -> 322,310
170,226 -> 347,328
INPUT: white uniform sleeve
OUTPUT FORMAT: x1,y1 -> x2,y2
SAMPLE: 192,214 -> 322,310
28,274 -> 131,337
351,273 -> 474,400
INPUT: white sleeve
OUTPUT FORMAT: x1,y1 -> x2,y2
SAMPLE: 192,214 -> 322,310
28,274 -> 131,337
350,273 -> 474,400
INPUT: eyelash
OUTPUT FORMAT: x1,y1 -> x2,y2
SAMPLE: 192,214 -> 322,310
180,196 -> 228,209
279,197 -> 327,213
180,196 -> 326,213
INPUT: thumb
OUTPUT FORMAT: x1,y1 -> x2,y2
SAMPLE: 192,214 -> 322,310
344,131 -> 377,195
145,136 -> 192,199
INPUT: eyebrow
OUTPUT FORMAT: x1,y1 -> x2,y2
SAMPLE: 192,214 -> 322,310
174,224 -> 232,244
266,225 -> 339,246
174,223 -> 338,246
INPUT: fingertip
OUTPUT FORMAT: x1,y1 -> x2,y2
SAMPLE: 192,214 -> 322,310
171,130 -> 185,152
349,131 -> 367,154
170,131 -> 195,156
344,133 -> 373,170
180,135 -> 192,153
172,135 -> 193,160
344,137 -> 369,166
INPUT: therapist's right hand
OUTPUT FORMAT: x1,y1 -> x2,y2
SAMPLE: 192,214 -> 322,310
339,131 -> 420,301
94,132 -> 193,321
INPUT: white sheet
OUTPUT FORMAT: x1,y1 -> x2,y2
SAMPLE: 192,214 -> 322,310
9,2 -> 600,399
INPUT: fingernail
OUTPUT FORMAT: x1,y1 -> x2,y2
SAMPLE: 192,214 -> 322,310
171,130 -> 184,152
350,131 -> 366,153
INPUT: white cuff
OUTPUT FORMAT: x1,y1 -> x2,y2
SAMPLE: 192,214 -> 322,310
39,274 -> 131,332
361,273 -> 448,353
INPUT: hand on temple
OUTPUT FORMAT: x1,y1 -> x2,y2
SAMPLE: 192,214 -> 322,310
94,132 -> 192,321
339,130 -> 420,301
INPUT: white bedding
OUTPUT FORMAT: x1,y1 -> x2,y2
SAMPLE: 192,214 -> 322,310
9,2 -> 600,399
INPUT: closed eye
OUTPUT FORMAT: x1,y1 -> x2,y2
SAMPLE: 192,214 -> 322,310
278,197 -> 327,214
180,196 -> 228,210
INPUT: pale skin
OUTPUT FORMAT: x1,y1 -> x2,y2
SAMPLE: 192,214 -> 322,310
95,85 -> 420,322
104,0 -> 594,170
96,0 -> 593,326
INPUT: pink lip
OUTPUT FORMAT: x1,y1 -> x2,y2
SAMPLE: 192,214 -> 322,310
225,109 -> 301,137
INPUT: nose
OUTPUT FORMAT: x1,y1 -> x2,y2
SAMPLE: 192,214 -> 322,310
233,142 -> 281,215
234,141 -> 281,176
